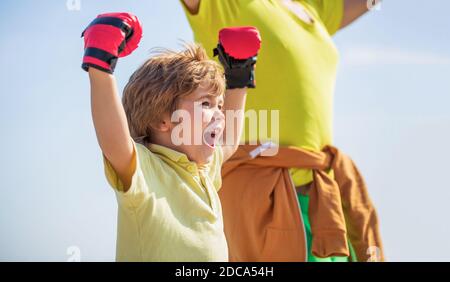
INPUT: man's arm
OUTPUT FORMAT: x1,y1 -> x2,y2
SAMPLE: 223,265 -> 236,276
182,0 -> 375,31
222,88 -> 247,162
340,0 -> 380,29
182,0 -> 201,15
89,69 -> 136,191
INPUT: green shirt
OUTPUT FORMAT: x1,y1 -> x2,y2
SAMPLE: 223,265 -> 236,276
181,0 -> 343,187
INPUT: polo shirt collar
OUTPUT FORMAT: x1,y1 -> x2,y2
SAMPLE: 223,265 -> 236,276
147,143 -> 190,163
146,143 -> 212,173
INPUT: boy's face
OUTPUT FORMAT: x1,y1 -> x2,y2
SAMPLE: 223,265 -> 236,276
170,84 -> 225,165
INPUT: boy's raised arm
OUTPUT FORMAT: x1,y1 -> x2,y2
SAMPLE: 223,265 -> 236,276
89,69 -> 135,190
82,13 -> 143,191
222,88 -> 247,162
213,27 -> 261,162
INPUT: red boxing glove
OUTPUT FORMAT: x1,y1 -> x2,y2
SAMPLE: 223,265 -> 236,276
213,26 -> 261,89
81,12 -> 143,74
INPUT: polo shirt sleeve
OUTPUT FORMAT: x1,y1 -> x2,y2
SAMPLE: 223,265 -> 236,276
103,139 -> 150,209
303,0 -> 344,35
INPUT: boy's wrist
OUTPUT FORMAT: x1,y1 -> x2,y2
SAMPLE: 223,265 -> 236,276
225,88 -> 247,96
89,67 -> 114,80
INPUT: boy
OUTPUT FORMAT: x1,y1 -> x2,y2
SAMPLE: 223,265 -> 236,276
81,13 -> 261,261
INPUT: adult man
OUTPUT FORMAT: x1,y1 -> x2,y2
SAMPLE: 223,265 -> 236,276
181,0 -> 384,262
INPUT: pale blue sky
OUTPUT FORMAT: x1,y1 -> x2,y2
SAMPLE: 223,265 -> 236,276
0,0 -> 449,261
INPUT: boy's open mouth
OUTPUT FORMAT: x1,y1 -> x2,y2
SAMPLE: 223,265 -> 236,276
203,127 -> 221,149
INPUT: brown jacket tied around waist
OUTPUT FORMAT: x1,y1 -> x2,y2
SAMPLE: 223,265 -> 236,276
219,144 -> 384,262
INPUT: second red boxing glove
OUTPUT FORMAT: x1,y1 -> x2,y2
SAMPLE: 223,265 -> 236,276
213,26 -> 261,89
81,12 -> 143,74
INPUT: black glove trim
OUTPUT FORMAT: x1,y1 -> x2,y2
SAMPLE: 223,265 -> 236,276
82,47 -> 118,73
214,44 -> 257,89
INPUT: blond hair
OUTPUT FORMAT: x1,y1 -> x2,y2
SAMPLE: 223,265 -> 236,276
122,43 -> 225,144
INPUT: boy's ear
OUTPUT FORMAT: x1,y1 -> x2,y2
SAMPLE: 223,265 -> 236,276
154,114 -> 172,132
158,120 -> 171,132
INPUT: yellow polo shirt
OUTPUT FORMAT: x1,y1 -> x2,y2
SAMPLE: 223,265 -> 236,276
181,0 -> 343,187
103,140 -> 228,261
